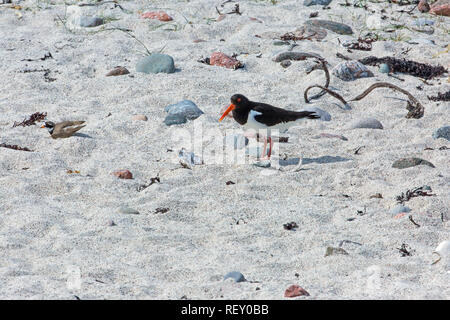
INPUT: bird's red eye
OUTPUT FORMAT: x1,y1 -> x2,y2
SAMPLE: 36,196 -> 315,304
237,98 -> 241,102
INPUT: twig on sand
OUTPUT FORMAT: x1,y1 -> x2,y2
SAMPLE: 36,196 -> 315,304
350,82 -> 424,119
0,143 -> 33,152
304,85 -> 348,106
305,59 -> 330,100
408,215 -> 420,227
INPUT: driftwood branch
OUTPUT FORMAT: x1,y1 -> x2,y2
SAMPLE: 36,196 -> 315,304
304,85 -> 348,106
305,59 -> 330,101
350,82 -> 424,118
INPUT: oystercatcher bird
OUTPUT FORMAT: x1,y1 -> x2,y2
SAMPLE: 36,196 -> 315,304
219,94 -> 320,158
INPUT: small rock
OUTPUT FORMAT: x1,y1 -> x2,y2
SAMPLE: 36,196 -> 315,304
414,18 -> 435,27
332,60 -> 374,81
164,114 -> 187,126
78,16 -> 104,28
273,40 -> 290,46
430,0 -> 450,16
136,53 -> 175,74
325,247 -> 349,256
272,51 -> 323,63
313,133 -> 348,140
302,107 -> 331,121
369,193 -> 383,199
112,170 -> 133,179
284,285 -> 310,298
418,0 -> 431,12
379,63 -> 390,74
392,158 -> 435,169
179,148 -> 203,169
280,60 -> 292,68
224,271 -> 246,283
253,160 -> 271,168
390,205 -> 411,215
132,114 -> 148,121
432,126 -> 450,141
165,100 -> 204,120
434,241 -> 450,260
119,207 -> 140,215
106,66 -> 130,77
304,0 -> 332,5
209,52 -> 243,69
141,11 -> 173,21
305,19 -> 353,35
350,118 -> 383,129
107,220 -> 116,226
224,134 -> 249,149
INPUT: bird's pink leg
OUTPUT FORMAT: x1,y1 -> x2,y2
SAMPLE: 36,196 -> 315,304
268,137 -> 273,159
261,136 -> 268,159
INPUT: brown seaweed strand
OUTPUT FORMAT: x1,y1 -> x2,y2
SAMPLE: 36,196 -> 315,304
350,82 -> 424,119
305,59 -> 330,101
304,85 -> 348,105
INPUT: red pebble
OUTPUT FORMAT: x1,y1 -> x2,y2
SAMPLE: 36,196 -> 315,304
418,0 -> 430,12
210,52 -> 242,70
141,11 -> 173,21
284,285 -> 310,298
430,0 -> 450,16
112,170 -> 133,179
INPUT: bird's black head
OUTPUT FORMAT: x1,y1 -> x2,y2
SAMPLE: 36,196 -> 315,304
219,94 -> 250,122
230,94 -> 250,108
41,121 -> 55,133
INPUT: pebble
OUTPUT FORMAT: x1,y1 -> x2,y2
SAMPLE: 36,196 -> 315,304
304,0 -> 332,5
332,60 -> 374,81
223,271 -> 246,283
106,66 -> 130,77
369,193 -> 383,199
112,170 -> 133,179
224,134 -> 249,149
350,118 -> 383,129
272,51 -> 323,63
414,18 -> 435,27
313,133 -> 348,140
136,53 -> 175,74
141,11 -> 173,21
179,148 -> 203,169
132,115 -> 148,121
434,240 -> 450,257
302,156 -> 350,165
209,52 -> 243,69
253,160 -> 271,168
418,0 -> 431,12
430,0 -> 450,16
284,285 -> 310,298
118,207 -> 140,215
78,16 -> 104,28
273,40 -> 290,46
280,60 -> 292,68
325,247 -> 349,256
379,63 -> 390,74
392,157 -> 435,169
165,100 -> 204,120
305,19 -> 353,35
432,126 -> 450,141
389,205 -> 412,215
302,107 -> 331,121
164,114 -> 187,126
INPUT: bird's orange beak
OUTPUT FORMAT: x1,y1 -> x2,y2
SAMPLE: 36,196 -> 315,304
219,104 -> 235,122
40,124 -> 45,128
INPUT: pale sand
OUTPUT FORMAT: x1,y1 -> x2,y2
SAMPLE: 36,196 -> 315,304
0,0 -> 449,299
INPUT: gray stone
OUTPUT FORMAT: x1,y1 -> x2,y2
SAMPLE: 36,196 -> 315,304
253,160 -> 271,168
390,205 -> 411,215
305,19 -> 353,35
273,40 -> 290,46
136,53 -> 175,74
332,60 -> 374,81
392,157 -> 435,169
304,0 -> 332,5
350,118 -> 383,129
224,271 -> 246,282
280,60 -> 292,68
119,207 -> 140,215
325,247 -> 349,257
379,63 -> 390,74
78,16 -> 104,28
164,100 -> 204,120
302,107 -> 331,121
432,126 -> 450,141
164,114 -> 187,126
302,156 -> 351,164
272,51 -> 323,62
414,18 -> 435,27
179,148 -> 203,169
224,134 -> 249,149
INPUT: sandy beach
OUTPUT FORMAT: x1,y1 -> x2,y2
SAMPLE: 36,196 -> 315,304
0,0 -> 449,299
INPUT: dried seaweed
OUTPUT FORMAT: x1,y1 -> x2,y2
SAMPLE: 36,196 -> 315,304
0,143 -> 33,152
350,82 -> 424,119
13,112 -> 47,127
305,59 -> 330,100
397,243 -> 413,257
396,186 -> 435,204
358,56 -> 447,80
428,90 -> 450,102
340,37 -> 374,51
283,222 -> 298,230
304,85 -> 348,106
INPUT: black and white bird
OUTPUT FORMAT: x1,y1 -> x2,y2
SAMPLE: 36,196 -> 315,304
219,94 -> 320,158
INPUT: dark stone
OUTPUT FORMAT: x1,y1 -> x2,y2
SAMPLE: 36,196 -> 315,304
392,157 -> 435,169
